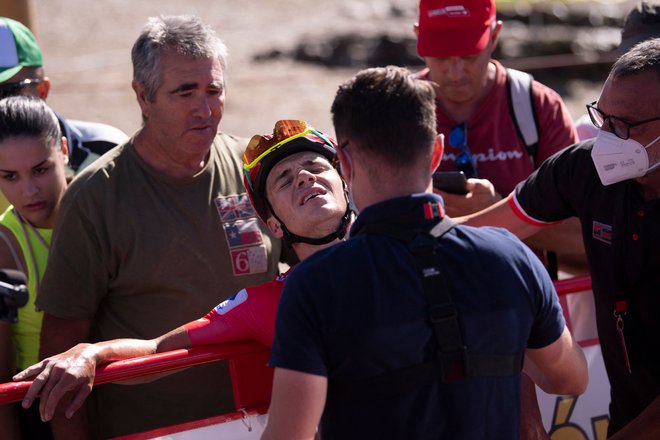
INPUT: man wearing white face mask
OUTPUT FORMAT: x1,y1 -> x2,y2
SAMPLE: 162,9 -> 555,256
462,38 -> 660,439
590,120 -> 660,185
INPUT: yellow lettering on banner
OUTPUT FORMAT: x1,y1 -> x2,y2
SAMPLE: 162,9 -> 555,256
548,395 -> 609,440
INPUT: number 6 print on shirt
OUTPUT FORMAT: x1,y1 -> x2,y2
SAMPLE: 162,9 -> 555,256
216,194 -> 268,276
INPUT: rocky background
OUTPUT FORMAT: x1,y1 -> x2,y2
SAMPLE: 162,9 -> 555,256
33,0 -> 635,140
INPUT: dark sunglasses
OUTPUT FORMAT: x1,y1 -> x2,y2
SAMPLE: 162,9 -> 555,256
0,78 -> 44,100
449,123 -> 477,179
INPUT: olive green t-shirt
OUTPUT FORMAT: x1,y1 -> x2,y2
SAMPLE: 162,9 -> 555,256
38,133 -> 281,438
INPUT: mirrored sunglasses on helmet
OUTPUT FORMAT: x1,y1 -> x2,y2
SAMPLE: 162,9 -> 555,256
242,120 -> 335,192
243,120 -> 310,172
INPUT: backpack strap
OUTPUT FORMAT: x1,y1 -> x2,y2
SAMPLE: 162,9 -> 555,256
506,67 -> 539,168
506,69 -> 561,280
328,217 -> 523,403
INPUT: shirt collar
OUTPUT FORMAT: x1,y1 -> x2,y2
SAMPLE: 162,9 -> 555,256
350,193 -> 446,238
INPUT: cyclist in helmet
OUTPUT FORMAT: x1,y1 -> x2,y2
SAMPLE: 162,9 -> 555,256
13,120 -> 353,422
244,119 -> 351,248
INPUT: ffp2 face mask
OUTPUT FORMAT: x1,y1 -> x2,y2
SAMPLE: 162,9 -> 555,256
591,130 -> 660,186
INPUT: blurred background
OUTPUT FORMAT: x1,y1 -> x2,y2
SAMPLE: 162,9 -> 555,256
2,0 -> 636,139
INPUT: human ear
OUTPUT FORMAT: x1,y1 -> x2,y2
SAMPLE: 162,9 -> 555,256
132,80 -> 151,119
489,21 -> 503,51
431,134 -> 444,172
60,137 -> 69,164
266,216 -> 284,239
336,144 -> 353,185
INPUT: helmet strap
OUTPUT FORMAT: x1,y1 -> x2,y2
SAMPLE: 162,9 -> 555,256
265,198 -> 352,246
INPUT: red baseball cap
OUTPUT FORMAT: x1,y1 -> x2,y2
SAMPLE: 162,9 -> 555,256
417,0 -> 496,58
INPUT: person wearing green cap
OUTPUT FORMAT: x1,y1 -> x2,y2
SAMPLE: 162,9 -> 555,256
0,17 -> 127,187
0,16 -> 42,82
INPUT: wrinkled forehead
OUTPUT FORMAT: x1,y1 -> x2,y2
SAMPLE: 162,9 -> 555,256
158,50 -> 225,85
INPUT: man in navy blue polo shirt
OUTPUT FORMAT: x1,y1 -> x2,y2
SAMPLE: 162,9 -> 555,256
464,38 -> 660,439
262,66 -> 587,440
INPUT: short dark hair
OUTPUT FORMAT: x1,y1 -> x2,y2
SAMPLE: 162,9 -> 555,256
331,65 -> 437,167
611,37 -> 660,79
0,96 -> 61,146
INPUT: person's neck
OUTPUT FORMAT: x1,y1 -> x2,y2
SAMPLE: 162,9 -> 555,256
434,61 -> 497,124
290,212 -> 352,260
293,239 -> 342,261
133,128 -> 210,178
354,171 -> 431,212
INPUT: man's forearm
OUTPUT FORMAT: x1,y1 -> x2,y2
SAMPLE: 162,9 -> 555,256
457,196 -> 542,240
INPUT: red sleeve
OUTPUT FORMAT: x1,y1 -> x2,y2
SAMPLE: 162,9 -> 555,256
183,277 -> 285,348
532,81 -> 579,166
508,192 -> 562,227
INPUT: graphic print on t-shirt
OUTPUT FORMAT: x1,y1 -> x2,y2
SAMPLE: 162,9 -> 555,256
215,194 -> 255,221
442,148 -> 525,164
224,220 -> 263,247
215,194 -> 268,276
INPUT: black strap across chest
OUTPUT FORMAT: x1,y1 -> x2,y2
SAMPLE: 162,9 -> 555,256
328,217 -> 523,403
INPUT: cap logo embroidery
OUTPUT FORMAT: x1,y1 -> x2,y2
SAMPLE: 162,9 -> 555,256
428,6 -> 471,18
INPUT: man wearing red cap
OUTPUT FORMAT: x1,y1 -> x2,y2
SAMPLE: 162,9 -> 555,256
415,0 -> 578,217
415,2 -> 583,437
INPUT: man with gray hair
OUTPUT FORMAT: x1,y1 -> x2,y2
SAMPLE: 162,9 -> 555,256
35,15 -> 282,439
464,38 -> 660,438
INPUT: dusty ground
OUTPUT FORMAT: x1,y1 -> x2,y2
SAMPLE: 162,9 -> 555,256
32,0 -> 627,140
